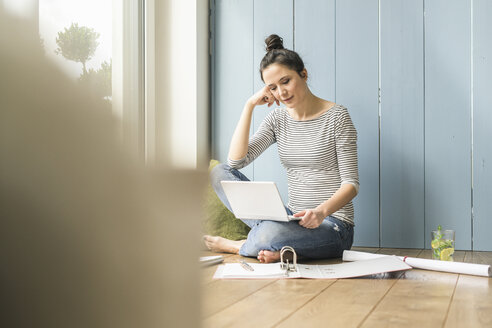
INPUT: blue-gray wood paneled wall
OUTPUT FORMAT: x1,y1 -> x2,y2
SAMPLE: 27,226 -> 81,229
211,0 -> 492,251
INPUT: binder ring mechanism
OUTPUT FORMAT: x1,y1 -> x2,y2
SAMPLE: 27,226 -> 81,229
280,246 -> 298,276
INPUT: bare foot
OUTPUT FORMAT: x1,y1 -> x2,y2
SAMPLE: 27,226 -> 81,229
257,250 -> 281,263
203,235 -> 246,254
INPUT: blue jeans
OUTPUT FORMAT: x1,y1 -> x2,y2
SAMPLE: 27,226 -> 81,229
210,163 -> 354,259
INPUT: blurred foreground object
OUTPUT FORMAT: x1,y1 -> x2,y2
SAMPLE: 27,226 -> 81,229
0,9 -> 205,328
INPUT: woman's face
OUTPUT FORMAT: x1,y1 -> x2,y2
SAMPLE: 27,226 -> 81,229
262,63 -> 308,108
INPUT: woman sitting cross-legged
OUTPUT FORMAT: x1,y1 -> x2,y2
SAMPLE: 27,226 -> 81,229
204,34 -> 359,263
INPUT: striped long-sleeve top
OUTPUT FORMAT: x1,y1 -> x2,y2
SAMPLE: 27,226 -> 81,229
228,104 -> 359,225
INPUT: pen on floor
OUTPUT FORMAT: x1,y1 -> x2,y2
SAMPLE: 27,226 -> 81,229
240,260 -> 254,271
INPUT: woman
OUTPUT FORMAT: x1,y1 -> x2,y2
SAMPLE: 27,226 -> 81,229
204,34 -> 359,263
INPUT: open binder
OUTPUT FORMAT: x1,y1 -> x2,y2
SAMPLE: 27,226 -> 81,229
213,246 -> 412,279
280,246 -> 298,275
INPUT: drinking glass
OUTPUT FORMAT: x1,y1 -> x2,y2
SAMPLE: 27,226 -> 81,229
431,229 -> 455,261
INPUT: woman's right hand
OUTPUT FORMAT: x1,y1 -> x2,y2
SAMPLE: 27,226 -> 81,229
247,86 -> 279,108
228,87 -> 278,161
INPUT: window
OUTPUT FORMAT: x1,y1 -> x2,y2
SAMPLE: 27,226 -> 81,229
3,0 -> 210,168
4,0 -> 145,158
39,0 -> 113,109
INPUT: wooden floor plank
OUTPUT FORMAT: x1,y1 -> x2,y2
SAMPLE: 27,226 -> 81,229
223,254 -> 260,264
201,248 -> 492,328
201,253 -> 279,317
200,250 -> 235,261
444,252 -> 492,328
202,279 -> 275,318
351,246 -> 381,254
203,279 -> 333,328
275,275 -> 403,328
200,251 -> 235,284
359,249 -> 458,327
462,251 -> 492,266
201,265 -> 220,283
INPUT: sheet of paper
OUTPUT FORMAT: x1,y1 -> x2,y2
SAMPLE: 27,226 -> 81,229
296,264 -> 322,279
342,250 -> 386,261
343,250 -> 491,277
297,256 -> 411,279
219,263 -> 290,279
313,256 -> 411,278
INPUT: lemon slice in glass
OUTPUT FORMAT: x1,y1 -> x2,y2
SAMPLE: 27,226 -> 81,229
431,240 -> 440,249
440,247 -> 454,261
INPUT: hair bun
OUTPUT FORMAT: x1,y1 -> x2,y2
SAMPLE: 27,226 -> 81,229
265,34 -> 284,52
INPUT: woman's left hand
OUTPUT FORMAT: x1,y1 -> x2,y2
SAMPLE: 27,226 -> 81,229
294,209 -> 326,229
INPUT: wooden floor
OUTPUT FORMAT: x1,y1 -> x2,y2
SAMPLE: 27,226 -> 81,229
201,247 -> 492,328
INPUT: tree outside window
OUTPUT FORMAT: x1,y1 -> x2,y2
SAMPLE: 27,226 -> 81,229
55,22 -> 111,107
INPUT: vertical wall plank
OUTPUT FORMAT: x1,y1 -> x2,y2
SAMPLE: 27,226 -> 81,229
425,0 -> 471,250
473,0 -> 492,251
336,0 -> 380,246
380,0 -> 425,248
213,0 -> 254,178
252,0 -> 293,202
294,0 -> 336,101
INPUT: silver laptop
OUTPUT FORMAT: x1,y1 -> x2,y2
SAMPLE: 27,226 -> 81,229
220,181 -> 302,222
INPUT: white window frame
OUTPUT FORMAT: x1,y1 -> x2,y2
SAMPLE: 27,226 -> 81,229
148,0 -> 210,169
113,0 -> 145,159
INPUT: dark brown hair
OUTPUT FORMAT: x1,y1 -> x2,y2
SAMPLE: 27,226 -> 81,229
260,34 -> 305,82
